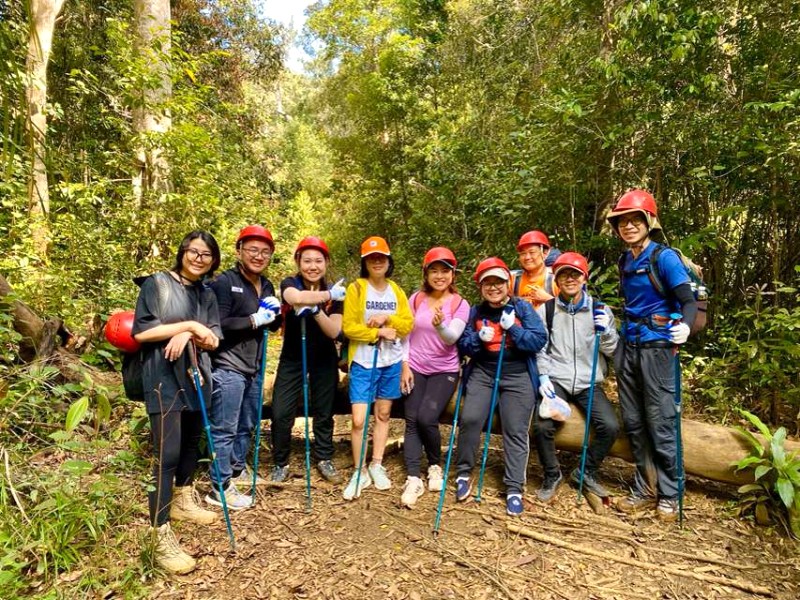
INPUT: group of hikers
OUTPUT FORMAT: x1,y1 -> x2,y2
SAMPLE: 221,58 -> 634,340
122,189 -> 698,574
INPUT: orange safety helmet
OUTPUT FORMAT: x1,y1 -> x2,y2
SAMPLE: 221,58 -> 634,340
516,230 -> 551,252
552,252 -> 590,280
295,236 -> 330,260
423,247 -> 457,270
105,310 -> 141,353
237,225 -> 275,250
360,236 -> 391,257
473,257 -> 511,283
606,189 -> 661,231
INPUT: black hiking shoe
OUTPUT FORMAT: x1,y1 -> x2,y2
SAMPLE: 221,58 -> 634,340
536,471 -> 563,503
317,460 -> 343,484
570,468 -> 610,498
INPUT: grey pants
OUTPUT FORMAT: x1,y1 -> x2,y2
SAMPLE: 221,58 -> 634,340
616,344 -> 679,499
455,365 -> 535,494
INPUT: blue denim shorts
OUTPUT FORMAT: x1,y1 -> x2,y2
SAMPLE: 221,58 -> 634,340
349,361 -> 402,403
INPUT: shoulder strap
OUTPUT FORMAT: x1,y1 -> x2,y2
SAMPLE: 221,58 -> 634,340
544,298 -> 556,354
544,271 -> 555,296
511,270 -> 522,296
450,294 -> 464,315
411,291 -> 423,311
647,244 -> 667,297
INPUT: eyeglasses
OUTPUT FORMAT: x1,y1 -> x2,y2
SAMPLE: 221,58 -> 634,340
518,248 -> 544,258
242,247 -> 273,259
617,215 -> 646,228
556,271 -> 584,281
481,280 -> 507,290
185,248 -> 214,263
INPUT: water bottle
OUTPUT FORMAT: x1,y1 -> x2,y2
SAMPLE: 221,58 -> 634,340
697,285 -> 708,301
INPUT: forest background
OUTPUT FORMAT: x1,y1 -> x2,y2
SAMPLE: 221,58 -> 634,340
0,0 -> 799,598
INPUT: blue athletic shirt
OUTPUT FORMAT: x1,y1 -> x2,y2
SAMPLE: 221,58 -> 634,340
620,243 -> 689,343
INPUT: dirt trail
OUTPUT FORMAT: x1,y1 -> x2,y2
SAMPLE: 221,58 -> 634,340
150,419 -> 799,600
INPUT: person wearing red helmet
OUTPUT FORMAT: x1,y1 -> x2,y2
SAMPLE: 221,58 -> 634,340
607,189 -> 698,521
511,230 -> 558,310
398,247 -> 470,508
341,236 -> 414,500
206,225 -> 282,511
454,257 -> 547,516
269,236 -> 348,485
531,252 -> 619,503
130,230 -> 223,574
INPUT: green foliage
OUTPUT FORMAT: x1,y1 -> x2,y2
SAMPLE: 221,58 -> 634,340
734,410 -> 800,538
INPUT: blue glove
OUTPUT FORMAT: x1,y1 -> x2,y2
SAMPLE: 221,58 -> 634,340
259,296 -> 281,312
251,307 -> 276,328
296,305 -> 320,318
499,307 -> 516,330
329,278 -> 346,302
538,374 -> 556,400
478,319 -> 494,342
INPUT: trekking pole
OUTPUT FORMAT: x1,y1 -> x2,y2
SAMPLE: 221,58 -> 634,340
577,301 -> 604,504
300,315 -> 313,512
353,343 -> 380,499
475,330 -> 506,503
189,342 -> 236,551
251,328 -> 268,503
670,313 -> 685,528
433,360 -> 467,537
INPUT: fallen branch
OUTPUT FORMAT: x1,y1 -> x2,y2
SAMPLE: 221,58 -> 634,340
2,448 -> 31,525
507,524 -> 773,597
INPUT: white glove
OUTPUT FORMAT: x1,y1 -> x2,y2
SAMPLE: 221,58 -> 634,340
251,307 -> 276,328
296,305 -> 320,317
593,309 -> 610,333
329,278 -> 346,302
499,308 -> 516,331
538,375 -> 556,400
669,321 -> 690,345
260,296 -> 281,312
478,320 -> 494,343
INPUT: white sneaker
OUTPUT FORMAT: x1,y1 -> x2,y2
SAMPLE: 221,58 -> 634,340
342,468 -> 371,501
401,476 -> 425,508
368,463 -> 392,490
427,465 -> 444,492
232,466 -> 267,487
205,482 -> 254,511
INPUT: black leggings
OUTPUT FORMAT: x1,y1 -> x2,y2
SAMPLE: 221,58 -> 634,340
403,370 -> 458,477
148,410 -> 204,526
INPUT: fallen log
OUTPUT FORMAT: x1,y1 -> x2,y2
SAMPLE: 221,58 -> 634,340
262,374 -> 800,486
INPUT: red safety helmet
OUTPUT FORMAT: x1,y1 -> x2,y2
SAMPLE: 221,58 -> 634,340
236,225 -> 275,250
295,236 -> 330,260
606,189 -> 661,231
552,252 -> 590,280
516,230 -> 551,252
423,247 -> 457,270
473,257 -> 511,283
105,310 -> 141,353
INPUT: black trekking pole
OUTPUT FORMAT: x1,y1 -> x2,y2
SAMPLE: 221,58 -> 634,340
433,360 -> 467,536
577,301 -> 604,504
670,313 -> 685,528
250,328 -> 268,502
352,343 -> 380,500
475,330 -> 506,503
189,342 -> 235,551
300,315 -> 313,512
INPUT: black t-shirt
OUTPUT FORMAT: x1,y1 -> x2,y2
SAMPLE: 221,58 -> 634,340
131,271 -> 222,414
279,275 -> 343,365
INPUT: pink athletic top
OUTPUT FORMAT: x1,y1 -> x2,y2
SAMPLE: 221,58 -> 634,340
407,293 -> 470,375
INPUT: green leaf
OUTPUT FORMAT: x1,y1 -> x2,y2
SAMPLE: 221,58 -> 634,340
737,409 -> 772,440
96,394 -> 112,425
65,396 -> 89,432
776,478 -> 795,509
754,464 -> 772,480
61,460 -> 93,476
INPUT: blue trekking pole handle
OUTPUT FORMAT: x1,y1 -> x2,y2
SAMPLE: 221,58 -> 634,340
189,342 -> 236,551
300,316 -> 312,511
433,362 -> 467,536
475,330 -> 506,503
577,300 -> 605,503
354,343 -> 380,499
670,312 -> 685,527
251,328 -> 268,502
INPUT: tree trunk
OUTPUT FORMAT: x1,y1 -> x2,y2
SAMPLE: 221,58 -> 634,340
132,0 -> 172,222
0,274 -> 67,361
25,0 -> 65,260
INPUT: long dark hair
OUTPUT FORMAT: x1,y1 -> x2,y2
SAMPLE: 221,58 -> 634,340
421,263 -> 458,295
172,230 -> 221,278
360,255 -> 394,278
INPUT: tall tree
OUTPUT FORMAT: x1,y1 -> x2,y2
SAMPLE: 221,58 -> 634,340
25,0 -> 65,260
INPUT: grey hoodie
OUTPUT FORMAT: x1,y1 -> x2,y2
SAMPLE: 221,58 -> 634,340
535,292 -> 618,395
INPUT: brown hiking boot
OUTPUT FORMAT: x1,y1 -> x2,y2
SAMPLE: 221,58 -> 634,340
153,523 -> 196,575
656,498 -> 679,522
170,485 -> 218,525
616,494 -> 657,514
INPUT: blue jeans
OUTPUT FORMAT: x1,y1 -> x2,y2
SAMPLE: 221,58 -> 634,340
209,368 -> 264,486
